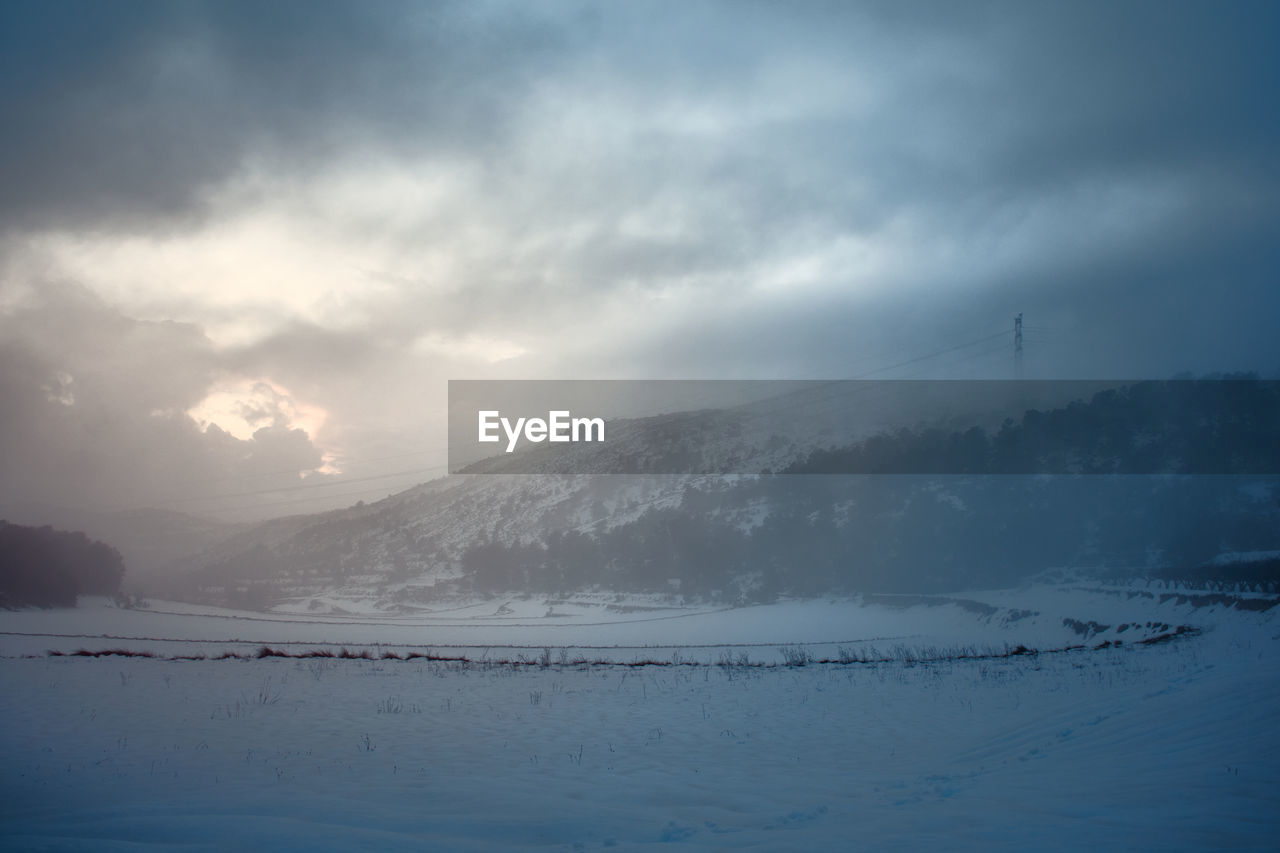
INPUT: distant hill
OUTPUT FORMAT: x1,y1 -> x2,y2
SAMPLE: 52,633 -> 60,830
157,378 -> 1280,610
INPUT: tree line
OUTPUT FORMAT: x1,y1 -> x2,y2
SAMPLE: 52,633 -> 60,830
0,521 -> 126,608
787,376 -> 1280,475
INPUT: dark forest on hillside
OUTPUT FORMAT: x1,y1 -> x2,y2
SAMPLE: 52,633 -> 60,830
463,379 -> 1280,601
0,521 -> 125,608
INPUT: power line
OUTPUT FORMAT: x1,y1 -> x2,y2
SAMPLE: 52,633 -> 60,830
134,324 -> 1061,519
816,328 -> 1011,380
152,445 -> 450,489
847,329 -> 1013,380
193,477 -> 448,516
157,465 -> 450,506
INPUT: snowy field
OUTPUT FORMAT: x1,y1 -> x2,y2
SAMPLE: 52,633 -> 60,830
2,588 -> 1278,850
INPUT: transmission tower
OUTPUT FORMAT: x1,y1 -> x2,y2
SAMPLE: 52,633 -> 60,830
1014,313 -> 1023,379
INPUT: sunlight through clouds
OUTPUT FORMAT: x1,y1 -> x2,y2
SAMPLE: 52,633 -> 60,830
187,376 -> 335,470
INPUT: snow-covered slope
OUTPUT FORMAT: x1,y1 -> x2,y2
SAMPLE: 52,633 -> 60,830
160,382 -> 1135,611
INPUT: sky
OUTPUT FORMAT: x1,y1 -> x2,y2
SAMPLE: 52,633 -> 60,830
1,0 -> 1278,520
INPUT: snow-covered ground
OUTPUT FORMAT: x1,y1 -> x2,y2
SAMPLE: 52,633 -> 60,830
2,587 -> 1278,849
2,585 -> 1269,662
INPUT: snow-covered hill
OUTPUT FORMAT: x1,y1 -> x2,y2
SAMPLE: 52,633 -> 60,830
160,382 -> 1150,611
128,377 -> 1280,615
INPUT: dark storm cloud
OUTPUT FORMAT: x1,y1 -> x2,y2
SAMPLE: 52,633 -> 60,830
3,0 -> 1275,263
339,0 -> 1280,354
0,0 -> 571,232
980,3 -> 1280,184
